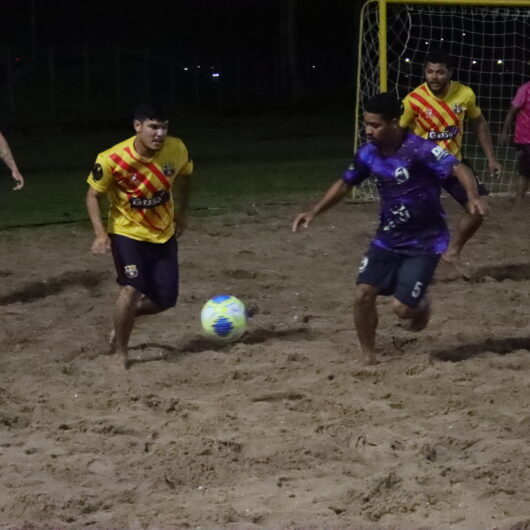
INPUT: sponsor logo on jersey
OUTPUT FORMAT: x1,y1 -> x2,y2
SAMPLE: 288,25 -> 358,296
427,125 -> 459,141
394,167 -> 410,184
422,108 -> 434,119
431,145 -> 448,161
91,163 -> 103,181
124,264 -> 139,278
162,163 -> 175,177
452,104 -> 466,114
129,190 -> 170,209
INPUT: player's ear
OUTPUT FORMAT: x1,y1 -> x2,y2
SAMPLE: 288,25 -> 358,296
133,119 -> 142,133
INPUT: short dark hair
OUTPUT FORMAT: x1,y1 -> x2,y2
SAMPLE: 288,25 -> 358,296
364,93 -> 402,121
133,103 -> 169,122
425,49 -> 453,70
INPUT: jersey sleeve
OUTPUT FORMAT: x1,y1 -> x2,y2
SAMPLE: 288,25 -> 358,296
423,142 -> 459,180
399,95 -> 415,129
87,153 -> 113,193
465,88 -> 482,120
342,149 -> 371,186
511,83 -> 528,109
175,142 -> 193,177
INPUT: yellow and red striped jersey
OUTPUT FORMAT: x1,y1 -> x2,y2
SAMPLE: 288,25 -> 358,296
87,135 -> 193,243
400,81 -> 482,159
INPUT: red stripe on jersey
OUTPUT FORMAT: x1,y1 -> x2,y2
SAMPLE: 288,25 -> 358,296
124,147 -> 171,189
410,102 -> 439,131
109,153 -> 158,194
136,208 -> 163,232
410,92 -> 450,129
410,103 -> 454,152
418,85 -> 460,124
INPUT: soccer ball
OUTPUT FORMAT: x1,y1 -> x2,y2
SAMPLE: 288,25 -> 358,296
200,295 -> 247,341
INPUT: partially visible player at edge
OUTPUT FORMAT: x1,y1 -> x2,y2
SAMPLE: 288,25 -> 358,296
400,49 -> 500,278
0,130 -> 24,190
499,78 -> 530,206
86,103 -> 193,369
292,93 -> 486,366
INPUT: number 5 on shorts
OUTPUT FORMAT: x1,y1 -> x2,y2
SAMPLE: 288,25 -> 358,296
411,281 -> 423,298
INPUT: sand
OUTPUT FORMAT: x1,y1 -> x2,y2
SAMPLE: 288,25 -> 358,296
0,197 -> 529,529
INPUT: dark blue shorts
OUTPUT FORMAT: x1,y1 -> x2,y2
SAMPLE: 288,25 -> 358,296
442,159 -> 488,207
515,143 -> 530,177
356,244 -> 440,308
110,234 -> 179,309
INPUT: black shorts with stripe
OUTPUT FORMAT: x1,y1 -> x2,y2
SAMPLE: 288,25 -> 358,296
110,234 -> 179,309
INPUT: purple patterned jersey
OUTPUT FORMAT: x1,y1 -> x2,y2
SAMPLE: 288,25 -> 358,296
343,132 -> 459,255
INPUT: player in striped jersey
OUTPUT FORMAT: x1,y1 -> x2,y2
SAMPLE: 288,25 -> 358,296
86,103 -> 193,368
400,50 -> 501,278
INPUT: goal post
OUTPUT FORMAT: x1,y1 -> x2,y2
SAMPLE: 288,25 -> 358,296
354,0 -> 530,199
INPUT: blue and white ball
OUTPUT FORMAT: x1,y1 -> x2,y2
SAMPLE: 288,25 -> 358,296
201,295 -> 247,341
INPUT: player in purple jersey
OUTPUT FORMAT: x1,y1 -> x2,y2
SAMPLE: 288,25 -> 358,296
292,93 -> 486,365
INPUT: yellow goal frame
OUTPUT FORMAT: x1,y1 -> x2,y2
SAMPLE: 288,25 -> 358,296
354,0 -> 530,152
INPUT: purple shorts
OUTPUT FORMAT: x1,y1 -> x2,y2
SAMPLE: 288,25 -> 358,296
356,244 -> 440,308
110,234 -> 179,309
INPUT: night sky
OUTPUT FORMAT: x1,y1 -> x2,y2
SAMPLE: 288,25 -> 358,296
2,1 -> 358,58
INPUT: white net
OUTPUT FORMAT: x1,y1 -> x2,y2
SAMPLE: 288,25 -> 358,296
356,0 -> 530,199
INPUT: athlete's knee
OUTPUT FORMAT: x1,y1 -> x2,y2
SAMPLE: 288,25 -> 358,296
391,298 -> 414,319
118,284 -> 141,304
355,283 -> 378,308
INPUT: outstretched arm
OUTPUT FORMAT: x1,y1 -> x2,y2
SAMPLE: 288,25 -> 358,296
0,132 -> 24,190
470,114 -> 502,176
292,179 -> 351,232
499,105 -> 519,147
86,187 -> 111,254
452,163 -> 488,216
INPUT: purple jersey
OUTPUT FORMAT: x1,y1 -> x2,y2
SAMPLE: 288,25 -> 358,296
343,132 -> 459,255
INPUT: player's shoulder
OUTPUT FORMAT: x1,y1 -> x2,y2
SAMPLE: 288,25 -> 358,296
451,81 -> 475,98
164,135 -> 187,148
97,136 -> 135,159
404,132 -> 440,155
405,82 -> 429,98
357,141 -> 378,159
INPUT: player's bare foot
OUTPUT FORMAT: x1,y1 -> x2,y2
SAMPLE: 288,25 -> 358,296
108,328 -> 116,354
441,252 -> 471,280
408,299 -> 431,332
114,351 -> 130,369
363,357 -> 380,366
359,352 -> 380,366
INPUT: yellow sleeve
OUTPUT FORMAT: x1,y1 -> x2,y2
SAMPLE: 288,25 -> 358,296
178,143 -> 194,176
465,89 -> 482,120
87,153 -> 113,193
399,96 -> 416,129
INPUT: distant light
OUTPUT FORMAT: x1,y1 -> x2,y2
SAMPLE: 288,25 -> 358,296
472,60 -> 477,65
424,41 -> 429,45
183,67 -> 189,71
311,65 -> 316,69
405,57 -> 411,63
440,38 -> 444,41
462,32 -> 467,36
196,65 -> 201,69
211,73 -> 220,78
497,59 -> 503,65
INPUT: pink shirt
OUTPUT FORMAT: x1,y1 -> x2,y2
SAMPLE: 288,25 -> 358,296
512,81 -> 530,144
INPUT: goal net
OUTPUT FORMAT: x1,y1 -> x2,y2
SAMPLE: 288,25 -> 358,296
355,0 -> 530,199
